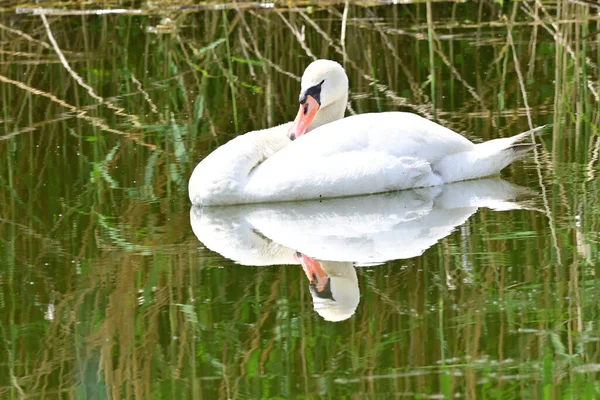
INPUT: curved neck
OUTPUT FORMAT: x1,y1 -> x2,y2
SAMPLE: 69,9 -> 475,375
189,124 -> 291,205
308,95 -> 348,133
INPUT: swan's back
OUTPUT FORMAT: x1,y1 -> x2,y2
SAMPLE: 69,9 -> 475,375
244,113 -> 475,202
284,112 -> 473,160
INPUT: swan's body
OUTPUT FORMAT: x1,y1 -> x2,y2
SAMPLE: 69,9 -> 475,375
189,112 -> 536,205
189,59 -> 537,206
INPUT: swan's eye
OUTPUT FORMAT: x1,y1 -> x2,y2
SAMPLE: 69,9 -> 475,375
300,80 -> 325,105
309,279 -> 334,298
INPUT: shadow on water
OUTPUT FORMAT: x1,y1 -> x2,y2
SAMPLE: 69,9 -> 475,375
1,0 -> 600,398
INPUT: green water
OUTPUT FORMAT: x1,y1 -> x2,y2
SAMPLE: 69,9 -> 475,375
1,1 -> 600,398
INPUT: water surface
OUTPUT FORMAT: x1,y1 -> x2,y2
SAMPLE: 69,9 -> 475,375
1,1 -> 600,398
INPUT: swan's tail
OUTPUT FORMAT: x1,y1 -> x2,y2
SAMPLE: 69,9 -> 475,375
433,125 -> 547,184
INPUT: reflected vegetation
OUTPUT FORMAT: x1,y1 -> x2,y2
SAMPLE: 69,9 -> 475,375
1,0 -> 600,398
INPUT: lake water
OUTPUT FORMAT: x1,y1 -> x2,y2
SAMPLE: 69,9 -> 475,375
1,1 -> 600,398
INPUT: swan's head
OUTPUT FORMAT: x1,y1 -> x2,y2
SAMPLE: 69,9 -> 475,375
296,253 -> 359,322
288,59 -> 349,140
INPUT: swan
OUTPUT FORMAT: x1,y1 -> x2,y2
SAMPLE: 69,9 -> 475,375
189,59 -> 542,206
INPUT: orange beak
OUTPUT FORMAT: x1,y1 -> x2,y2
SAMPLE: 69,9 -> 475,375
295,252 -> 329,292
288,95 -> 320,140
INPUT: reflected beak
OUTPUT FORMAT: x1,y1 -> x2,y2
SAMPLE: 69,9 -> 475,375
295,252 -> 329,292
288,95 -> 320,140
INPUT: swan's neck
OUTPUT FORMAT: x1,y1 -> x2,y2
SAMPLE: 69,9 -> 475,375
308,95 -> 347,133
188,123 -> 291,205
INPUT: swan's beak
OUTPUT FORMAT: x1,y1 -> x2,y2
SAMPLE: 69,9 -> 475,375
288,95 -> 320,140
295,252 -> 329,292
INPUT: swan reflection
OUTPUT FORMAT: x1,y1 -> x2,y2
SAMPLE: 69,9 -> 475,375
190,178 -> 535,321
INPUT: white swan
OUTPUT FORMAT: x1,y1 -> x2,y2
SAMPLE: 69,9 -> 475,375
189,59 -> 541,206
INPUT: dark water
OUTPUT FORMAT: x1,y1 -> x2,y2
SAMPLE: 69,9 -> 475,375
1,1 -> 600,398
